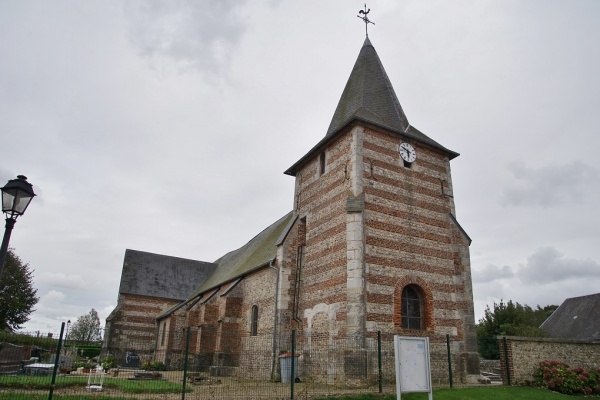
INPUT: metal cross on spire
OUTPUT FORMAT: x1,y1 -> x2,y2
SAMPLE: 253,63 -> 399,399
357,4 -> 375,37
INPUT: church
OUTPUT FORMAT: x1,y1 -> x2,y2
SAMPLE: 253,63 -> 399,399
104,33 -> 480,385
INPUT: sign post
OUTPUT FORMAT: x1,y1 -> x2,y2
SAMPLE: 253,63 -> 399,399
394,336 -> 433,400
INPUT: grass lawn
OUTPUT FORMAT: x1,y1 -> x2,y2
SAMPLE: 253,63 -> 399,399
2,379 -> 597,399
0,374 -> 187,394
0,395 -> 136,400
315,386 -> 590,400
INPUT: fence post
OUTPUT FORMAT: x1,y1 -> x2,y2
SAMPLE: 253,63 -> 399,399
181,327 -> 191,400
378,331 -> 383,393
446,334 -> 453,388
291,329 -> 296,400
48,322 -> 65,400
503,336 -> 511,386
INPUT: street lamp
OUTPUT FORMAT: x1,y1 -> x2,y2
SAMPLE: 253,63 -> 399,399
0,175 -> 36,278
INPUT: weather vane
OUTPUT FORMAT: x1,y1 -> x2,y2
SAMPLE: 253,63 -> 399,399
357,4 -> 375,37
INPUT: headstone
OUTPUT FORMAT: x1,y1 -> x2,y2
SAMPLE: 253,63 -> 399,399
124,351 -> 140,368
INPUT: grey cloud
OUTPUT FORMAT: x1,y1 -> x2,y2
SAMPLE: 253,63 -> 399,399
473,264 -> 514,283
123,0 -> 249,74
501,161 -> 597,207
37,273 -> 87,290
474,249 -> 600,321
0,168 -> 20,187
517,246 -> 600,284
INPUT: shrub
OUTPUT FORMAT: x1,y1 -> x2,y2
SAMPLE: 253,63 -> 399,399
141,360 -> 166,371
532,360 -> 600,395
101,355 -> 115,370
0,331 -> 58,350
72,360 -> 95,369
73,344 -> 101,359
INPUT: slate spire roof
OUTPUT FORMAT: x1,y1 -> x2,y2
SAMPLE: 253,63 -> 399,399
285,37 -> 458,176
326,36 -> 409,136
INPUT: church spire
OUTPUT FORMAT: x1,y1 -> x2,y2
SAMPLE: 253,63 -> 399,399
325,37 -> 409,137
285,37 -> 458,176
324,38 -> 457,159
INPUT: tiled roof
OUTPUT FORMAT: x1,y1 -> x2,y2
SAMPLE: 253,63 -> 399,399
119,249 -> 217,301
540,293 -> 600,341
188,211 -> 294,298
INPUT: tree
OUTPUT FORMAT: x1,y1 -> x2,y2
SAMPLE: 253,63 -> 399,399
0,249 -> 39,330
476,300 -> 558,359
68,308 -> 102,343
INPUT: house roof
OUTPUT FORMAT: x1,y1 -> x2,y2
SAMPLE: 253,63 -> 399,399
540,293 -> 600,341
285,37 -> 458,176
118,249 -> 217,301
188,211 -> 295,299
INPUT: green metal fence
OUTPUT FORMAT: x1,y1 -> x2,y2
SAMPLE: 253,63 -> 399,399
0,325 -> 500,399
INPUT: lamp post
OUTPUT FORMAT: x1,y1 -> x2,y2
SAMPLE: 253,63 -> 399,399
0,175 -> 36,278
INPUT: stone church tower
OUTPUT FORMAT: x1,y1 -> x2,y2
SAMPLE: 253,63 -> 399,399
284,36 -> 479,380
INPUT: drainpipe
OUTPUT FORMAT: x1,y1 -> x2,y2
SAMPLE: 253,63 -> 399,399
269,258 -> 280,380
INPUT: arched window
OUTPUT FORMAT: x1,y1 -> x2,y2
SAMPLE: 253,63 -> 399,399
250,305 -> 259,336
401,285 -> 423,330
319,152 -> 326,176
160,321 -> 167,346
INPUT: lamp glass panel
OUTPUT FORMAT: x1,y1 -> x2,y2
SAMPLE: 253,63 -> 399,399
2,188 -> 33,215
14,191 -> 33,214
1,190 -> 16,212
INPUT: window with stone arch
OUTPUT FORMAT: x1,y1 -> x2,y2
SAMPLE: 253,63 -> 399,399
250,305 -> 259,336
401,284 -> 425,330
160,321 -> 167,346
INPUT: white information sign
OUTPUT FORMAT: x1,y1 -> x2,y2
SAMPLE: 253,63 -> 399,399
394,336 -> 433,400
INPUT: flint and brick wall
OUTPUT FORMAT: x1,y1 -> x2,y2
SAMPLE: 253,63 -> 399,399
104,293 -> 181,353
360,127 -> 476,349
499,336 -> 600,385
287,123 -> 478,383
294,132 -> 353,336
155,310 -> 189,365
181,265 -> 285,364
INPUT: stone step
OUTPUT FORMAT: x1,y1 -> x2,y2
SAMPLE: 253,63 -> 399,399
481,371 -> 502,382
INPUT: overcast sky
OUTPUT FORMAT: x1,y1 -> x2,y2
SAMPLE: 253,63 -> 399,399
2,0 -> 599,335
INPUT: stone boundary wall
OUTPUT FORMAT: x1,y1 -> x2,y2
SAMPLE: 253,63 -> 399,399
499,336 -> 600,385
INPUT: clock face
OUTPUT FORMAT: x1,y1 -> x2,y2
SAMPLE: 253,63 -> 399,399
399,142 -> 416,163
